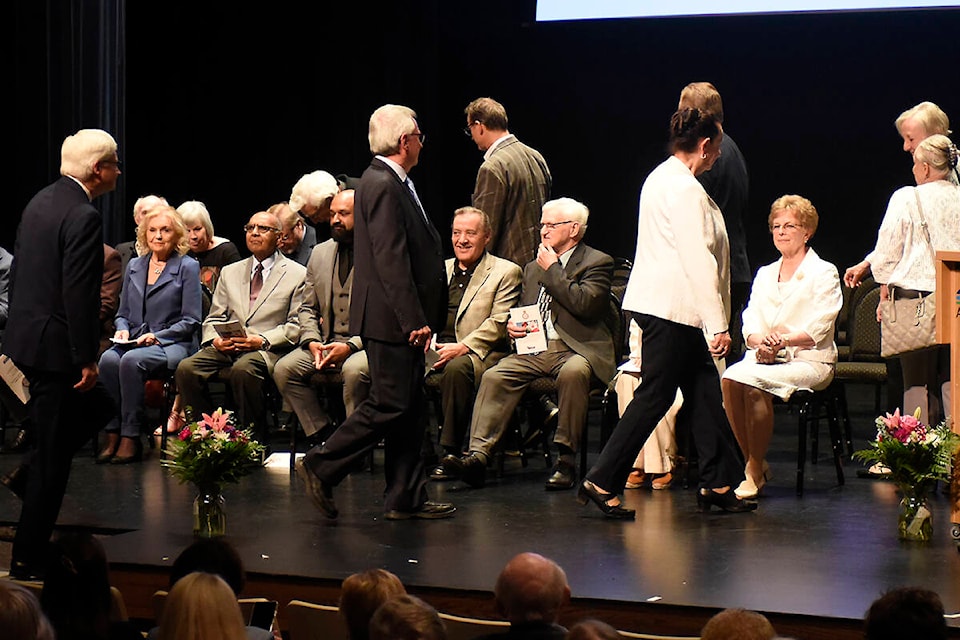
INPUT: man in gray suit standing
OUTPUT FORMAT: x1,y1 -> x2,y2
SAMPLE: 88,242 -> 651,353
273,189 -> 369,442
443,198 -> 614,492
175,210 -> 306,437
464,97 -> 552,267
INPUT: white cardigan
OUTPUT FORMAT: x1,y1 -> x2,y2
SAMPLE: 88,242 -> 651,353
622,156 -> 730,336
741,248 -> 842,364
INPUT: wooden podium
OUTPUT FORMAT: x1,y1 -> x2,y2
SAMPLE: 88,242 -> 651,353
935,250 -> 960,551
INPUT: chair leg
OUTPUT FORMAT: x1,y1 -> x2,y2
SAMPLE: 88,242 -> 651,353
826,396 -> 846,486
289,414 -> 299,472
834,384 -> 854,457
797,400 -> 810,496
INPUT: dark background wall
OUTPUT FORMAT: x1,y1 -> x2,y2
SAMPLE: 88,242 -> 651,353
10,1 -> 960,278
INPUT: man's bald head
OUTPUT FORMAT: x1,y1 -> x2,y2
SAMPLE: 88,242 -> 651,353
494,553 -> 570,624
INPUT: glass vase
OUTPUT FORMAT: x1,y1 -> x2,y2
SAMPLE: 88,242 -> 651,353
897,485 -> 932,542
193,483 -> 226,538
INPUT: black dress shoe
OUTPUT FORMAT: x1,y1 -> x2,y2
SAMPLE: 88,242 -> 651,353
429,465 -> 454,481
442,453 -> 486,488
384,501 -> 456,520
696,488 -> 758,513
9,560 -> 44,581
577,480 -> 636,520
540,395 -> 559,431
1,464 -> 28,500
296,458 -> 338,519
545,460 -> 577,491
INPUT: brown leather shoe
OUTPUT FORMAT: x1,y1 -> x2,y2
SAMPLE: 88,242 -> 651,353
296,458 -> 338,519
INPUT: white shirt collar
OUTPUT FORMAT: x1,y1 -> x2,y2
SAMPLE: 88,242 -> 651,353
376,155 -> 408,182
483,133 -> 514,161
65,175 -> 92,200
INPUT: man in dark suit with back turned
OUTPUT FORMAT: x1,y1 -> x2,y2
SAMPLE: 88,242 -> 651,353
1,129 -> 119,580
296,104 -> 455,520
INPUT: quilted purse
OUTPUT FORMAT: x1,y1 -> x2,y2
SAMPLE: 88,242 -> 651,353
878,188 -> 938,358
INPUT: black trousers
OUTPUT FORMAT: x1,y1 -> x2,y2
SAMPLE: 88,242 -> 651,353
587,314 -> 743,493
13,365 -> 114,568
304,338 -> 428,513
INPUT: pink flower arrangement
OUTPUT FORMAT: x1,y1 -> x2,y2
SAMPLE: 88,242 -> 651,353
877,408 -> 930,446
163,408 -> 265,486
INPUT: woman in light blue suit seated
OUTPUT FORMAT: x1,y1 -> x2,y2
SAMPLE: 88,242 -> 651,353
98,205 -> 202,464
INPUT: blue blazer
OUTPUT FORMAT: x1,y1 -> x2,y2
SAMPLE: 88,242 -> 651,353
115,253 -> 202,369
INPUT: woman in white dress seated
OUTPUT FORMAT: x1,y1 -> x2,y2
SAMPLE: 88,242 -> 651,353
721,195 -> 842,499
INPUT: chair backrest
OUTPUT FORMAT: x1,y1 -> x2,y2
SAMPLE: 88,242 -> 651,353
286,600 -> 348,640
437,611 -> 510,640
848,285 -> 883,361
606,257 -> 633,364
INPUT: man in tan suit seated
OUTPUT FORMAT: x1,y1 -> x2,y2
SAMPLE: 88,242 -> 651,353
427,207 -> 522,479
443,198 -> 615,491
274,189 -> 370,444
176,210 -> 306,437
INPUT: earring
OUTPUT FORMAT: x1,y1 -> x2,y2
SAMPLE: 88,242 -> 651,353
700,153 -> 707,159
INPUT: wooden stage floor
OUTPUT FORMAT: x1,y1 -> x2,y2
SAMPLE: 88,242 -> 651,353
2,389 -> 959,639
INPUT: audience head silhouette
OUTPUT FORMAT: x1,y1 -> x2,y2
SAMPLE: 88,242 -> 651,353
157,571 -> 248,640
0,580 -> 54,640
339,568 -> 407,640
864,587 -> 947,640
700,608 -> 776,640
369,594 -> 446,640
494,552 -> 571,624
39,531 -> 114,640
565,618 -> 622,639
169,537 -> 246,595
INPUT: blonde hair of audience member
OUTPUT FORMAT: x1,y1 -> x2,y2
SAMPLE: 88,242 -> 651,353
289,170 -> 339,216
156,572 -> 248,640
542,197 -> 589,241
565,618 -> 623,640
368,104 -> 418,156
678,81 -> 725,122
340,568 -> 408,640
495,552 -> 571,624
368,595 -> 446,640
0,581 -> 55,640
177,200 -> 216,250
700,608 -> 776,640
464,97 -> 509,131
136,205 -> 190,257
59,128 -> 118,181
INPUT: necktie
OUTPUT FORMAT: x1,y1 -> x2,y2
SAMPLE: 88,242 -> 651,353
537,285 -> 552,325
338,244 -> 353,286
250,263 -> 263,307
404,177 -> 429,223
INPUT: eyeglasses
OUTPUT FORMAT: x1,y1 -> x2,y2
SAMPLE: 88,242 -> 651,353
100,159 -> 123,170
770,222 -> 801,233
407,132 -> 426,144
243,224 -> 279,234
462,121 -> 482,137
539,221 -> 575,231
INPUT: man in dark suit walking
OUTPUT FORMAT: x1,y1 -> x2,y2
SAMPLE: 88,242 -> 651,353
1,129 -> 120,579
297,104 -> 455,520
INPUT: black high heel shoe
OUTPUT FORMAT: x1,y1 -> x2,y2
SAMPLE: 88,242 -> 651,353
577,480 -> 636,520
96,433 -> 121,465
110,437 -> 143,465
696,488 -> 758,513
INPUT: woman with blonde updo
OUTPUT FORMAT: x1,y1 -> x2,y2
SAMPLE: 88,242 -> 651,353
868,134 -> 960,427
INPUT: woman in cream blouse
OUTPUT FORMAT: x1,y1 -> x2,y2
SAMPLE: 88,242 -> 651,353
721,195 -> 842,499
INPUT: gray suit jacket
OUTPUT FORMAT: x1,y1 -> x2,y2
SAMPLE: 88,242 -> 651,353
298,239 -> 362,352
520,242 -> 615,383
201,251 -> 306,373
443,251 -> 522,379
473,135 -> 552,266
